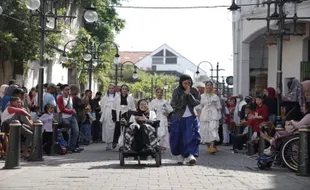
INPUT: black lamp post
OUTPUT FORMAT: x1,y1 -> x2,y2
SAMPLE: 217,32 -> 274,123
196,61 -> 225,94
164,82 -> 169,99
196,61 -> 214,79
120,61 -> 139,81
62,39 -> 120,90
245,0 -> 310,130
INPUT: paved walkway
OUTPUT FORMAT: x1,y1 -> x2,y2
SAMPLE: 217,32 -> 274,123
0,144 -> 309,190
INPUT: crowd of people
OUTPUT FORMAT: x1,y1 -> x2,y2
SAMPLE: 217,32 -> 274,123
1,75 -> 309,166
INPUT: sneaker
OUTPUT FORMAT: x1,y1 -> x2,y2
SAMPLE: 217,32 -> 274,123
186,155 -> 196,165
264,146 -> 272,156
177,155 -> 184,165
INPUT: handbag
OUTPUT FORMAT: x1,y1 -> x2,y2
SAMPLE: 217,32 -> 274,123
55,96 -> 71,129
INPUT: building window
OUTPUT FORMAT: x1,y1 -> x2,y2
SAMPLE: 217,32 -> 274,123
152,57 -> 164,64
165,49 -> 177,64
166,57 -> 177,64
152,50 -> 164,64
154,50 -> 164,57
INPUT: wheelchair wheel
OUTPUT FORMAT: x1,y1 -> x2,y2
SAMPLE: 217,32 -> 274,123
155,152 -> 161,167
280,135 -> 299,172
119,152 -> 125,166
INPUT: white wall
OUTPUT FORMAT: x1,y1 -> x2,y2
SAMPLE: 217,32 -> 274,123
233,0 -> 310,95
267,34 -> 309,91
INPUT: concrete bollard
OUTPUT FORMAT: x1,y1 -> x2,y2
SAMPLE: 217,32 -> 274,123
28,120 -> 44,161
3,120 -> 22,169
247,126 -> 254,156
297,126 -> 310,176
50,122 -> 59,155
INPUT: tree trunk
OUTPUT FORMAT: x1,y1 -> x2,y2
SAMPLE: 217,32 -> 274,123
0,60 -> 14,85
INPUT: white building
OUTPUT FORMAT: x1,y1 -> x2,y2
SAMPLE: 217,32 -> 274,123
233,0 -> 310,96
129,44 -> 208,81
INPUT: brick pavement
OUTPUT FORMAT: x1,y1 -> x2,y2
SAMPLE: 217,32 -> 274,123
0,144 -> 309,190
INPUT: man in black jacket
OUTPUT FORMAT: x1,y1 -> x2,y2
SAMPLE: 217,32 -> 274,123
90,92 -> 102,143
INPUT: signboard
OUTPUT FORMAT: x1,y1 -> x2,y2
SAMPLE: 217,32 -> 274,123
226,76 -> 233,86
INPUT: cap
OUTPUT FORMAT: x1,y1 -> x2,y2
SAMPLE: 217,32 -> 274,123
47,83 -> 58,89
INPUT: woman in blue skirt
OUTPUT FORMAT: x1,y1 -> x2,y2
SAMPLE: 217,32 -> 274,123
170,74 -> 201,165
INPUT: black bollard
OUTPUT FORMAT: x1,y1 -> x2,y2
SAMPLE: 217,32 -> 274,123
297,126 -> 310,176
28,120 -> 44,161
3,120 -> 22,169
235,125 -> 241,135
50,122 -> 59,155
258,136 -> 265,155
247,126 -> 254,156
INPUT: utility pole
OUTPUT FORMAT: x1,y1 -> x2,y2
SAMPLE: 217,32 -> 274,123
210,62 -> 225,94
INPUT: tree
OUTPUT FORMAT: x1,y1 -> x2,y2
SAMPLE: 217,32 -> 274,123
0,1 -> 68,84
63,0 -> 125,91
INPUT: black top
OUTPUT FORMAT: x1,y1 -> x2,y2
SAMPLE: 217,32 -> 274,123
264,98 -> 278,115
170,86 -> 201,119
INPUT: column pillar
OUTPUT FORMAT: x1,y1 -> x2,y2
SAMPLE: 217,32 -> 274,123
239,43 -> 250,96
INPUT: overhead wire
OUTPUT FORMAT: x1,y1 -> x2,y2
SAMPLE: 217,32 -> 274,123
109,3 -> 258,10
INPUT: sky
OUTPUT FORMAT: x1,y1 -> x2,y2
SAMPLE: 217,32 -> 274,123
114,0 -> 233,77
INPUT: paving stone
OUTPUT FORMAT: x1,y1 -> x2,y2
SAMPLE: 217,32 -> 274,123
0,144 -> 310,190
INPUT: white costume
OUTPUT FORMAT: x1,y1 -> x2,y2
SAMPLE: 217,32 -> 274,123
196,93 -> 222,144
100,93 -> 118,147
149,98 -> 173,148
112,95 -> 136,146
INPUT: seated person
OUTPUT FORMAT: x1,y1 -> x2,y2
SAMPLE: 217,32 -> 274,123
1,96 -> 34,158
57,129 -> 67,155
231,104 -> 254,152
261,102 -> 310,155
124,99 -> 158,152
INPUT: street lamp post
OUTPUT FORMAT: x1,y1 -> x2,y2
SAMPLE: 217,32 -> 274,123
238,0 -> 310,130
196,61 -> 224,94
164,82 -> 169,99
63,39 -> 120,90
196,61 -> 214,79
112,60 -> 138,86
120,61 -> 139,81
9,0 -> 99,112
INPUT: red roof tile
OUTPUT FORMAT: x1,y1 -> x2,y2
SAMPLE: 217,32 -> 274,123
120,51 -> 151,64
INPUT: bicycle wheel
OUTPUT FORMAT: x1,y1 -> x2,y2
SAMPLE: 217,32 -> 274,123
280,135 -> 299,172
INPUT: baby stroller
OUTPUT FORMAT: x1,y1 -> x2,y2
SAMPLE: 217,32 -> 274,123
118,111 -> 162,167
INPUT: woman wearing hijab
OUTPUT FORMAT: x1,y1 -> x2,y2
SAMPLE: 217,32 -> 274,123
170,74 -> 201,165
100,84 -> 119,150
195,81 -> 222,154
124,99 -> 158,152
279,78 -> 304,121
149,88 -> 173,151
112,84 -> 136,148
263,87 -> 277,123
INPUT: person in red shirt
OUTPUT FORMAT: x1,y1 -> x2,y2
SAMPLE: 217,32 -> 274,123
249,95 -> 268,137
1,97 -> 34,158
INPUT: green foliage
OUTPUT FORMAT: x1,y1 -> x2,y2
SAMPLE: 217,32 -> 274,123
0,1 -> 70,75
112,69 -> 177,100
64,0 -> 125,87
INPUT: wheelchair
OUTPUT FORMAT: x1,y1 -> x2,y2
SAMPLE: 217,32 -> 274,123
118,111 -> 162,167
257,133 -> 299,172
